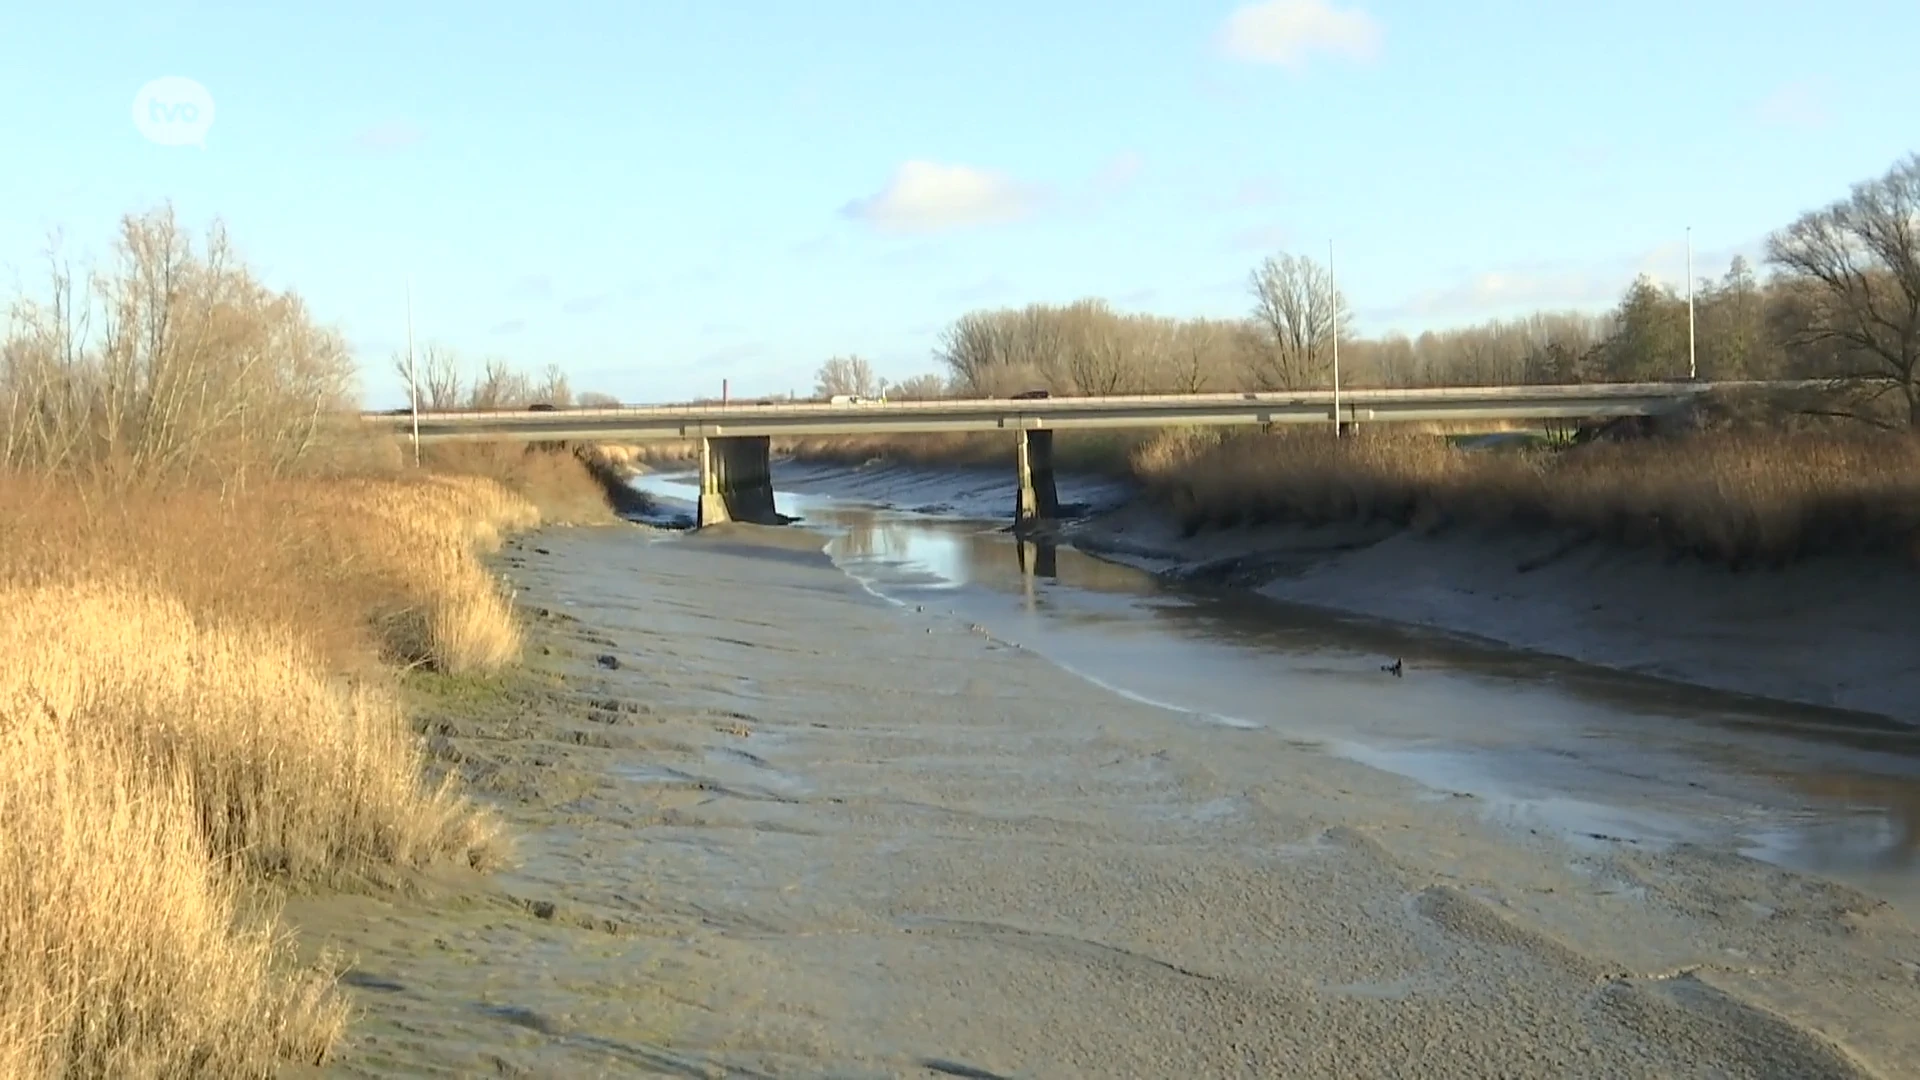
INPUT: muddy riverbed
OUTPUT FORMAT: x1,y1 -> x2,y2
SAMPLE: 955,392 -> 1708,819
281,480 -> 1920,1078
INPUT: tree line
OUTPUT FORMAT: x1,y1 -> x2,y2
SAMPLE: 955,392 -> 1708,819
2,206 -> 358,483
0,204 -> 628,486
832,152 -> 1919,426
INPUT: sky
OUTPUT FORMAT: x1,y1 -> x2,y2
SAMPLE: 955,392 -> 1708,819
2,0 -> 1916,407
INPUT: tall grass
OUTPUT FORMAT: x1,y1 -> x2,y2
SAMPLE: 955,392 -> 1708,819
1130,427 -> 1920,566
0,469 -> 547,1073
0,471 -> 533,675
416,441 -> 653,523
0,207 -> 661,1073
779,430 -> 1148,475
3,581 -> 500,879
0,706 -> 345,1078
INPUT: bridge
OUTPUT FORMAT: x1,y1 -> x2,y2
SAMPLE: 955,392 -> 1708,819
362,380 -> 1768,532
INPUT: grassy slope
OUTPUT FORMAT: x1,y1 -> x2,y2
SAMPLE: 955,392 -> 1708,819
0,444 -> 640,1076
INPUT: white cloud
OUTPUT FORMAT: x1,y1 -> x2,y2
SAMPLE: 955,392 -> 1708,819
1390,270 -> 1617,318
351,121 -> 426,153
1229,223 -> 1291,252
841,160 -> 1042,233
1755,80 -> 1830,131
1219,0 -> 1382,69
1372,237 -> 1770,323
508,274 -> 552,301
561,294 -> 612,315
937,275 -> 1018,304
699,342 -> 770,369
1094,151 -> 1145,192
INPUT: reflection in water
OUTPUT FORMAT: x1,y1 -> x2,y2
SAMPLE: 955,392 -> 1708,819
632,473 -> 1920,901
1014,537 -> 1057,581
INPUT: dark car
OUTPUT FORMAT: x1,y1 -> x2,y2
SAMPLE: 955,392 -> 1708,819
1011,389 -> 1051,400
527,402 -> 559,412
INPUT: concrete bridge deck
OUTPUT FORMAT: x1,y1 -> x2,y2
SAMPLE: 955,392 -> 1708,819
360,380 -> 1798,531
362,380 -> 1773,444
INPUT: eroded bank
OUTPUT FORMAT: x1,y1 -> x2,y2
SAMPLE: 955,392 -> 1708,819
293,518 -> 1920,1077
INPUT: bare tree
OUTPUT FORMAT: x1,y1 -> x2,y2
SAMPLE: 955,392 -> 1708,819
2,203 -> 356,483
392,343 -> 465,411
935,310 -> 1012,393
467,357 -> 533,409
1767,153 -> 1920,425
533,362 -> 572,407
888,372 -> 949,400
815,355 -> 880,398
576,390 -> 622,407
1062,300 -> 1140,396
1246,252 -> 1351,391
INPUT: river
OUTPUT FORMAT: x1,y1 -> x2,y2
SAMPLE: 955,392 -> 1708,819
634,465 -> 1920,915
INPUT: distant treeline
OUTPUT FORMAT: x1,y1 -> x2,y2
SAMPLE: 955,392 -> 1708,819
868,153 -> 1920,427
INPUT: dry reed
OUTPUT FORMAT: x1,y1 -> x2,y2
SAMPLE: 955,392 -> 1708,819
0,656 -> 347,1077
0,467 -> 548,1073
1131,427 -> 1920,566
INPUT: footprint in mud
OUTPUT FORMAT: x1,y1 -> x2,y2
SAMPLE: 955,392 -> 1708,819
923,1060 -> 1016,1080
479,1004 -> 567,1036
341,970 -> 406,993
1596,973 -> 1877,1080
1410,884 -> 1613,980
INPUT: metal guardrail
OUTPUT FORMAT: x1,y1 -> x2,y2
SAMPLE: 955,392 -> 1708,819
360,380 -> 1818,443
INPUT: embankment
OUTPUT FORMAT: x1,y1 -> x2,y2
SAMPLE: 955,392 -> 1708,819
781,424 -> 1920,725
287,520 -> 1920,1077
1069,506 -> 1920,723
0,441 -> 643,1075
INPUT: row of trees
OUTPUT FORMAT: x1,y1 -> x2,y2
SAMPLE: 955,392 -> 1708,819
896,153 -> 1920,426
2,206 -> 358,481
0,203 -> 631,488
388,345 -> 620,411
811,354 -> 946,401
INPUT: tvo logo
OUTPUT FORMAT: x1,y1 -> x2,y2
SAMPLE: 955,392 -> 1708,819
132,77 -> 215,147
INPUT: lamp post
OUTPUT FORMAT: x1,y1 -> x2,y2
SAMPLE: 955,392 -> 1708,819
1687,227 -> 1697,381
1329,239 -> 1341,436
406,276 -> 420,466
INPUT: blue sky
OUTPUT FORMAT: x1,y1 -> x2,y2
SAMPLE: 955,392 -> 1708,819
3,1 -> 1916,407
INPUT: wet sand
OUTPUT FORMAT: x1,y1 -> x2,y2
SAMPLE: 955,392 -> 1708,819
288,523 -> 1920,1078
773,458 -> 1920,727
1070,504 -> 1920,728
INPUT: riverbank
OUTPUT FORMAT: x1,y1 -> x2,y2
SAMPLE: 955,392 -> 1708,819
772,423 -> 1920,726
0,438 -> 654,1074
286,521 -> 1920,1077
1067,504 -> 1920,726
0,471 -> 538,1075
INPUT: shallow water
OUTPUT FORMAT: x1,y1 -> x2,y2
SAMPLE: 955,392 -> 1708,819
636,469 -> 1920,910
292,482 -> 1920,1076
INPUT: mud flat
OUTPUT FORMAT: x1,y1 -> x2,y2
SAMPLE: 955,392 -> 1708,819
1068,503 -> 1920,727
280,521 -> 1920,1077
776,457 -> 1920,725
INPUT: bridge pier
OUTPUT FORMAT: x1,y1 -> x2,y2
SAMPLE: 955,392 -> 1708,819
1013,428 -> 1060,535
697,435 -> 779,528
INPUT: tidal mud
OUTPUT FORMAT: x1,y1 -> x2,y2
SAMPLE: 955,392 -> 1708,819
284,523 -> 1920,1078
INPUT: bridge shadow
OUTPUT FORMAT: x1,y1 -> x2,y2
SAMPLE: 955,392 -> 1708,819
922,1058 -> 1017,1080
1014,536 -> 1058,581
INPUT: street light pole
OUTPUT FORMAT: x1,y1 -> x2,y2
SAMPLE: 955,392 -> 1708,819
406,277 -> 420,466
1329,238 -> 1341,437
1686,227 -> 1697,381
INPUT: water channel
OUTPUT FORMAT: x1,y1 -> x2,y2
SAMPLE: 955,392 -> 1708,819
631,468 -> 1920,916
